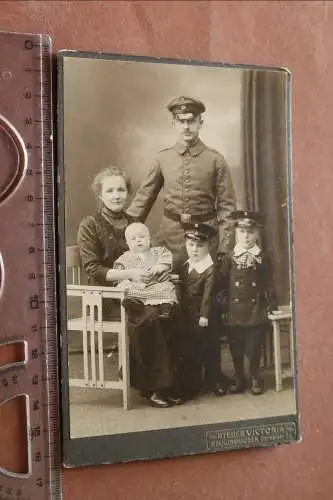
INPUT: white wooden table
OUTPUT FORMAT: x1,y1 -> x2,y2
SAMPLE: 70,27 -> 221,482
66,285 -> 130,409
268,305 -> 294,391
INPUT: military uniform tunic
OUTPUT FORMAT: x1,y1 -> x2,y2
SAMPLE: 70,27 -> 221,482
127,139 -> 236,269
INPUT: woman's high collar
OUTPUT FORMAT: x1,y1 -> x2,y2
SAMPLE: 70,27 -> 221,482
100,204 -> 126,222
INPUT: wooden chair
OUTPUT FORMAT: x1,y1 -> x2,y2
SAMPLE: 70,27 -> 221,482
66,245 -> 130,409
66,245 -> 81,285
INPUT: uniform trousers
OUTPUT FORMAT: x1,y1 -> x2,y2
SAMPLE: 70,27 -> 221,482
228,324 -> 267,380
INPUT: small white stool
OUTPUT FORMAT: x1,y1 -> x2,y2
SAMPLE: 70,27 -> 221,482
268,305 -> 294,392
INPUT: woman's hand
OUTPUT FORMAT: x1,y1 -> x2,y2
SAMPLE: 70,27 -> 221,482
150,264 -> 166,275
141,268 -> 154,283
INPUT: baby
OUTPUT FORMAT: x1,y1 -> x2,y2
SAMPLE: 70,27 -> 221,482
113,223 -> 178,320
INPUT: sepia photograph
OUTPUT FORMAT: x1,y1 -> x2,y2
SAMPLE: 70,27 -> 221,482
58,52 -> 299,466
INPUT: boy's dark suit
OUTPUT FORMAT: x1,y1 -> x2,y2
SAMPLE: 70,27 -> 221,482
173,261 -> 226,398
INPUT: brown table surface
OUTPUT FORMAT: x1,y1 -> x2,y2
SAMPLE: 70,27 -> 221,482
0,1 -> 332,499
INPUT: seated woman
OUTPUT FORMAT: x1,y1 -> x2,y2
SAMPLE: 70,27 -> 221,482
77,166 -> 177,408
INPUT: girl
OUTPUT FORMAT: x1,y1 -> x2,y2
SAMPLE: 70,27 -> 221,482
218,211 -> 278,395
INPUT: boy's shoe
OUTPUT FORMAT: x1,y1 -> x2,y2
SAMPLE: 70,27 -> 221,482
229,377 -> 246,394
212,381 -> 228,397
250,377 -> 264,395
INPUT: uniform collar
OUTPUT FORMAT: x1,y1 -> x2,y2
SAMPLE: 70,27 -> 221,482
174,138 -> 206,156
186,253 -> 213,274
233,243 -> 261,257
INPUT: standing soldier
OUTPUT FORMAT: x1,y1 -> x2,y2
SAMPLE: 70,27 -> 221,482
126,96 -> 236,270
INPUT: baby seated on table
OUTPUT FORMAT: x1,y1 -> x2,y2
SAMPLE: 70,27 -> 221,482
113,222 -> 178,320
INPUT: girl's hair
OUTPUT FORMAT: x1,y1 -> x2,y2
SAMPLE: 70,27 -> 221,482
91,166 -> 132,198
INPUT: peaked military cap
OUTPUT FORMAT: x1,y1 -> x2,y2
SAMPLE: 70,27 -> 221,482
231,210 -> 265,228
183,222 -> 216,241
167,96 -> 206,116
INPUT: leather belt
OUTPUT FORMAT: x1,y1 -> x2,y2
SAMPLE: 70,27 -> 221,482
164,208 -> 216,224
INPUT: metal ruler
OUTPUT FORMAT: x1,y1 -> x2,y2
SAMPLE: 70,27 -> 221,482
0,32 -> 60,499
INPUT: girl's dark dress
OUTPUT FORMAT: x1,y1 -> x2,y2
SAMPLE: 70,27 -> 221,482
77,205 -> 172,394
218,250 -> 278,381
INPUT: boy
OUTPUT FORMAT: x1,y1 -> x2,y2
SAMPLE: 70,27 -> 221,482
113,222 -> 178,323
218,211 -> 278,395
174,222 -> 228,399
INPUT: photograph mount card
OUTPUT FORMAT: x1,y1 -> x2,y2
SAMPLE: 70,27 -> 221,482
57,51 -> 299,467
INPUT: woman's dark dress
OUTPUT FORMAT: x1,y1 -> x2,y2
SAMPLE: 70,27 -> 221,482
77,205 -> 172,393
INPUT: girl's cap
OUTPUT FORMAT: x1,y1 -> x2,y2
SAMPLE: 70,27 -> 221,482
231,210 -> 265,228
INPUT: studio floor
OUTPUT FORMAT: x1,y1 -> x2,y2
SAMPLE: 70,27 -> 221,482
67,343 -> 297,439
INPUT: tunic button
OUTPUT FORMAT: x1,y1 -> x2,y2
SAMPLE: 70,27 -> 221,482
235,281 -> 240,287
252,281 -> 256,287
251,298 -> 256,303
234,298 -> 239,303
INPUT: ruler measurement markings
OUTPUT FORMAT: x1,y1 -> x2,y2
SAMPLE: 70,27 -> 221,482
0,33 -> 59,500
1,34 -> 56,500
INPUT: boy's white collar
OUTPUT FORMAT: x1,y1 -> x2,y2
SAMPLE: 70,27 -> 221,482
233,243 -> 261,257
186,253 -> 213,274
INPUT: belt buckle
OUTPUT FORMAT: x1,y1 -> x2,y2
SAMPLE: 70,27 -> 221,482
180,213 -> 191,223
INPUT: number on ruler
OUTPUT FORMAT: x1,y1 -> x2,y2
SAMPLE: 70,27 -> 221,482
33,399 -> 40,411
29,294 -> 39,309
30,425 -> 41,440
24,40 -> 34,50
31,348 -> 39,359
